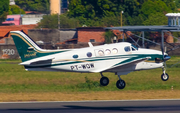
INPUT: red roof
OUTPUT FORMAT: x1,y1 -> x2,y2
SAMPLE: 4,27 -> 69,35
0,24 -> 37,38
25,11 -> 42,14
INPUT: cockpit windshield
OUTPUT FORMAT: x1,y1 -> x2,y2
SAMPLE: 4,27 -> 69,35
131,44 -> 138,50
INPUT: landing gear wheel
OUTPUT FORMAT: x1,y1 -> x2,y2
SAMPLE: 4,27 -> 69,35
100,77 -> 109,86
116,80 -> 126,89
161,73 -> 169,81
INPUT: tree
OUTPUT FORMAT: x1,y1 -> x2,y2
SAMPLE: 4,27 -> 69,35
68,0 -> 177,26
37,0 -> 177,28
9,5 -> 25,15
15,0 -> 50,13
161,0 -> 176,11
140,0 -> 172,25
103,30 -> 114,43
68,0 -> 144,26
143,12 -> 168,25
175,0 -> 180,9
0,0 -> 9,24
37,14 -> 80,29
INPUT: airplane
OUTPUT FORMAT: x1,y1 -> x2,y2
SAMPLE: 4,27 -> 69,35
10,31 -> 171,89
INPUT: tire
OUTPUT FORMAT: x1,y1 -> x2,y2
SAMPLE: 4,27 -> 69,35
161,73 -> 169,81
100,77 -> 109,86
116,80 -> 126,89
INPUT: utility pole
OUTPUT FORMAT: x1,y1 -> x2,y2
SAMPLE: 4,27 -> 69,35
58,0 -> 60,29
58,13 -> 60,29
121,11 -> 123,27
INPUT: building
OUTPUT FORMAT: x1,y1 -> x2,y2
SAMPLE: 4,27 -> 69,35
77,27 -> 105,44
50,0 -> 61,14
61,0 -> 68,13
2,15 -> 21,25
50,0 -> 68,14
9,0 -> 15,5
2,14 -> 44,25
166,13 -> 180,26
21,14 -> 44,25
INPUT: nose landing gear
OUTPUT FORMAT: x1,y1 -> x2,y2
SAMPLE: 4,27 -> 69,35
161,67 -> 169,81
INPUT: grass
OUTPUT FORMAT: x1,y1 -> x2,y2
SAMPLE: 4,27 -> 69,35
0,56 -> 179,101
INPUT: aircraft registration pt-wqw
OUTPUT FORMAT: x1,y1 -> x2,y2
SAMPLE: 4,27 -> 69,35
10,31 -> 171,89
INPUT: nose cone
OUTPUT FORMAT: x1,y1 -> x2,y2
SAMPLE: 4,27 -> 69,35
164,55 -> 171,61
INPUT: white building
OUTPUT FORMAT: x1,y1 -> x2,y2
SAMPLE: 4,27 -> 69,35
21,14 -> 45,25
166,13 -> 180,26
9,0 -> 15,5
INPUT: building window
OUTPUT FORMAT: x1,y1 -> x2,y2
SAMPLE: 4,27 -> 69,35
89,39 -> 95,42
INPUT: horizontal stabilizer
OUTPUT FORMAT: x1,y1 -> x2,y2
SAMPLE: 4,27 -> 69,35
20,57 -> 54,66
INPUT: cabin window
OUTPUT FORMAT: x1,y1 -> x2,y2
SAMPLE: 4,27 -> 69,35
98,50 -> 104,56
73,54 -> 78,59
124,46 -> 131,52
105,49 -> 111,55
112,48 -> 118,54
87,52 -> 92,57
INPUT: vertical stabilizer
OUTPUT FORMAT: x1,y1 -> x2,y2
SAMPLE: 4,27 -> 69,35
10,31 -> 62,62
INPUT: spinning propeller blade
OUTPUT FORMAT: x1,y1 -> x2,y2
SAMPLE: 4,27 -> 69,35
161,43 -> 170,69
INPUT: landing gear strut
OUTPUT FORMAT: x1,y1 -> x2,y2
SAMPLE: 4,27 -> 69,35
100,73 -> 109,86
116,75 -> 126,89
161,67 -> 169,81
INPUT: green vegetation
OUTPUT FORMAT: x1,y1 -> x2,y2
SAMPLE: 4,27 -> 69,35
0,56 -> 179,93
103,30 -> 114,43
0,0 -> 9,24
8,5 -> 25,15
15,0 -> 50,13
37,14 -> 80,29
11,0 -> 177,28
35,0 -> 177,28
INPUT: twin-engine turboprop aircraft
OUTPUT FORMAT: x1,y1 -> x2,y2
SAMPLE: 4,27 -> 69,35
10,31 -> 171,89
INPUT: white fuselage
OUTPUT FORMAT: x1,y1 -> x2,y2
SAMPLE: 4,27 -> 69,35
23,42 -> 164,75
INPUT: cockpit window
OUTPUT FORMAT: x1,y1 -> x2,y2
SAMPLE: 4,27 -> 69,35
131,47 -> 136,51
131,44 -> 138,50
124,46 -> 131,52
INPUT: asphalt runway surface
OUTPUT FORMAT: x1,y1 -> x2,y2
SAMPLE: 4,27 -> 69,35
0,99 -> 180,113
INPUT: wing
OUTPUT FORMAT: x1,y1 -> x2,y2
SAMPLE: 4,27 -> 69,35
91,57 -> 151,73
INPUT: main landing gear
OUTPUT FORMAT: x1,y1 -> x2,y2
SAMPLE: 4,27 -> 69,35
100,72 -> 109,86
99,73 -> 126,89
116,75 -> 126,89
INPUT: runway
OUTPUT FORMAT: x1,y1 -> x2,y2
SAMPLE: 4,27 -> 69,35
0,99 -> 180,113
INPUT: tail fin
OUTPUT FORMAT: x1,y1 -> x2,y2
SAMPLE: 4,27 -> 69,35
11,31 -> 67,62
10,31 -> 45,62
